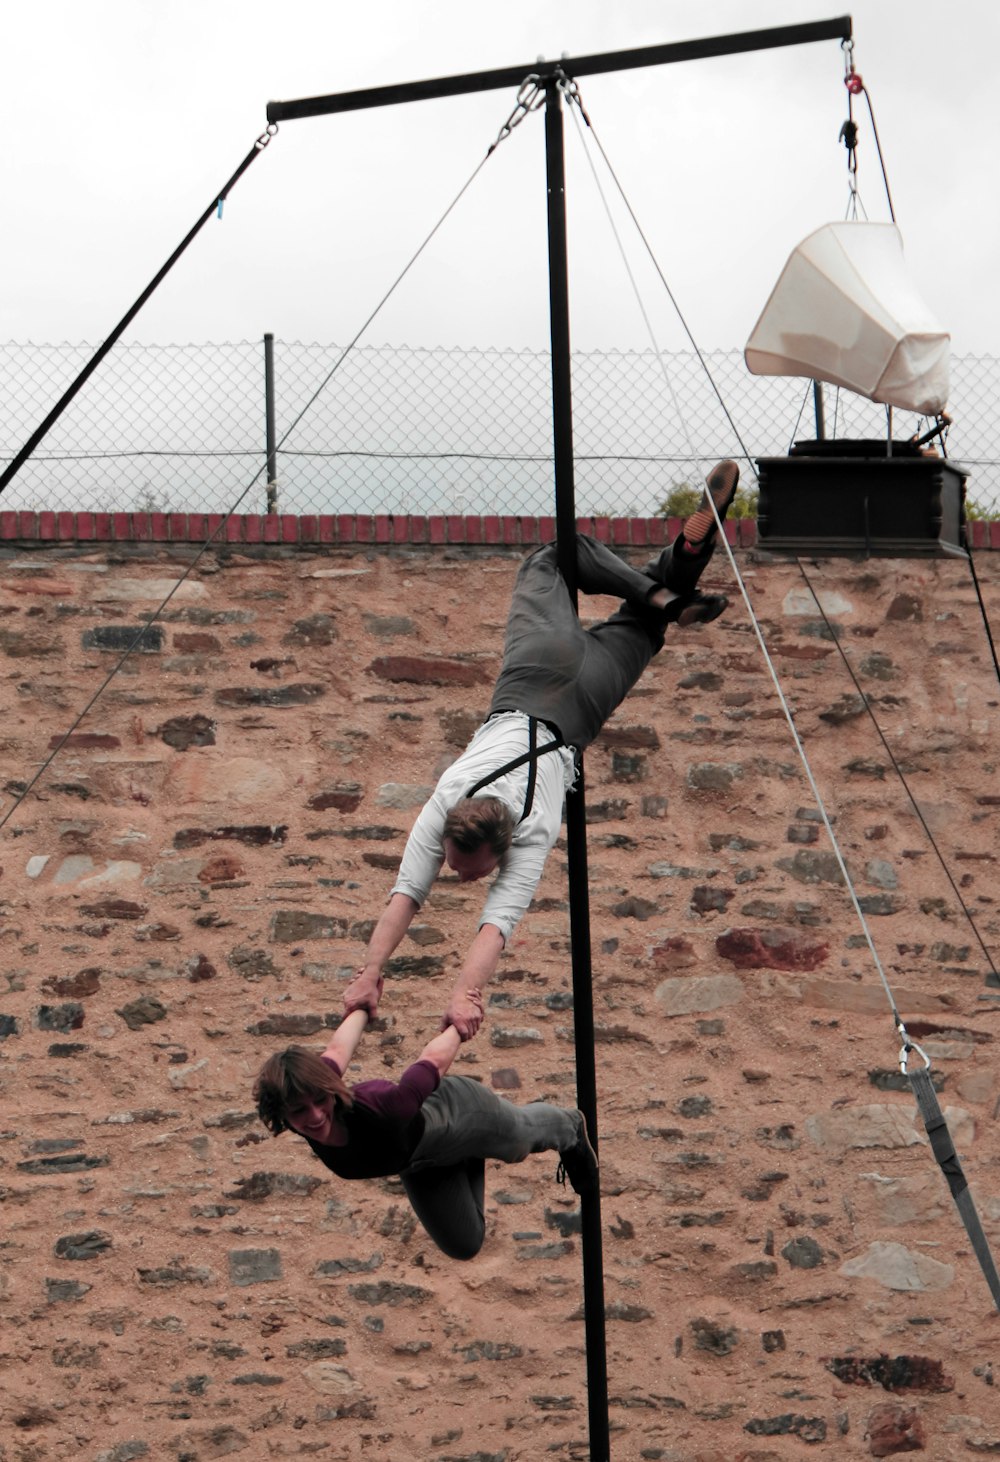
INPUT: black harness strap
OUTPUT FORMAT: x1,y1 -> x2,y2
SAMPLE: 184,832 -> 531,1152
464,717 -> 566,824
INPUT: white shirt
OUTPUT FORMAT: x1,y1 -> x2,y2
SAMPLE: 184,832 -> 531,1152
390,711 -> 577,944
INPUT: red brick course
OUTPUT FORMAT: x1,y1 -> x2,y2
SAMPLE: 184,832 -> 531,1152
9,511 -> 990,550
0,512 -> 767,548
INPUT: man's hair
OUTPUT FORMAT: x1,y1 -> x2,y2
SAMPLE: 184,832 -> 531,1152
253,1045 -> 354,1135
442,795 -> 515,857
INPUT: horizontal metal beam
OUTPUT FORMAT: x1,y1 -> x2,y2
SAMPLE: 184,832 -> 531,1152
267,16 -> 852,123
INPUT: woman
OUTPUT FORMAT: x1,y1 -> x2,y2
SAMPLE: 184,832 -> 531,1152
253,1005 -> 598,1260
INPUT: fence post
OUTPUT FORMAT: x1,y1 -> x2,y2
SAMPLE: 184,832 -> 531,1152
264,332 -> 278,514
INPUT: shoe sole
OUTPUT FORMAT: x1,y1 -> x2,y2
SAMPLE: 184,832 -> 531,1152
676,593 -> 729,628
701,459 -> 740,516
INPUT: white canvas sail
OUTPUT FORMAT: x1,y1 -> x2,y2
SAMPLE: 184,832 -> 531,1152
745,222 -> 949,415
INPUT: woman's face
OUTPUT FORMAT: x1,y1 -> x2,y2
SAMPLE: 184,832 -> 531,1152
286,1091 -> 337,1144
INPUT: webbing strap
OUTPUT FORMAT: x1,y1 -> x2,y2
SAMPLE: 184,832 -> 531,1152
908,1065 -> 1000,1310
464,718 -> 565,824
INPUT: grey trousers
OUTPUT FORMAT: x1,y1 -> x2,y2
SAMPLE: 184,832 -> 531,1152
400,1076 -> 581,1261
488,531 -> 714,749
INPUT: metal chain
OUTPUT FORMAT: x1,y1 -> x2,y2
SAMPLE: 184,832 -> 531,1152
487,74 -> 543,155
256,122 -> 279,151
559,68 -> 593,128
842,38 -> 859,216
840,38 -> 862,218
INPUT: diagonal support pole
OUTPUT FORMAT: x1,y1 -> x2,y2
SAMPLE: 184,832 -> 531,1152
0,134 -> 276,498
544,76 -> 610,1462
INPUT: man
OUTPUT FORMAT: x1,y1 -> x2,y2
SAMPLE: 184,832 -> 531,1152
343,461 -> 740,1038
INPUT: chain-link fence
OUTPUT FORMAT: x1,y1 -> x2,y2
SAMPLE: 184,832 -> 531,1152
2,340 -> 998,519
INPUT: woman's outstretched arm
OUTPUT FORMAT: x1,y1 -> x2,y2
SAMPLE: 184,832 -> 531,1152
416,1022 -> 463,1078
321,1008 -> 369,1073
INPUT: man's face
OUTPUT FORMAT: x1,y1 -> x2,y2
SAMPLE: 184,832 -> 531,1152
443,837 -> 500,884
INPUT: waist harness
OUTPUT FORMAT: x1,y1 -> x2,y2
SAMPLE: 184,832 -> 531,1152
464,716 -> 566,824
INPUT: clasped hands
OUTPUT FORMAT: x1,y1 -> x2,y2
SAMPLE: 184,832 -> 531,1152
342,965 -> 484,1041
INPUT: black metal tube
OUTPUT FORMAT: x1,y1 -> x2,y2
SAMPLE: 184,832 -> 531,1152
545,87 -> 579,591
813,380 -> 826,440
0,141 -> 270,497
267,16 -> 853,121
565,771 -> 610,1461
264,332 -> 278,514
545,78 -> 611,1462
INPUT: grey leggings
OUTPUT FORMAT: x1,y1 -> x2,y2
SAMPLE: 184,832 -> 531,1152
400,1076 -> 581,1261
488,531 -> 714,749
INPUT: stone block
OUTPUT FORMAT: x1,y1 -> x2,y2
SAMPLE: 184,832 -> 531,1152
228,1248 -> 282,1287
715,927 -> 829,971
655,974 -> 743,1017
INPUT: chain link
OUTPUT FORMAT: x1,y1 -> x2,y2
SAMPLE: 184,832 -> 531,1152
838,39 -> 862,219
256,122 -> 279,151
487,74 -> 543,155
556,67 -> 593,129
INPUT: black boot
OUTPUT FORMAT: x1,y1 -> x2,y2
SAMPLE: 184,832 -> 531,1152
556,1112 -> 599,1197
662,591 -> 729,627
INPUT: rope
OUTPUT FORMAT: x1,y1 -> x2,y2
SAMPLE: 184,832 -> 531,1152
836,35 -> 999,1312
570,58 -> 1000,1318
573,39 -> 995,1329
564,99 -> 709,493
796,560 -> 1000,982
0,89 -> 543,838
560,80 -> 917,1026
562,86 -> 759,486
962,534 -> 1000,691
841,38 -> 895,223
787,382 -> 812,454
860,83 -> 896,224
558,74 -> 994,1035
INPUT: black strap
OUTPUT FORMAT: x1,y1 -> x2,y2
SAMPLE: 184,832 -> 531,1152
909,1065 -> 1000,1310
464,717 -> 565,824
522,715 -> 539,823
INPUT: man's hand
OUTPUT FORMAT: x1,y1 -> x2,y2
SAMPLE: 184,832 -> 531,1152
342,966 -> 384,1019
442,987 -> 484,1042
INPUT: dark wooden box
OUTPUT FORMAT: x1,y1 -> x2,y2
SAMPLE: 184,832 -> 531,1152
755,440 -> 968,558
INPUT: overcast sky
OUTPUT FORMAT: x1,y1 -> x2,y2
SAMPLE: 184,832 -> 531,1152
5,0 -> 998,356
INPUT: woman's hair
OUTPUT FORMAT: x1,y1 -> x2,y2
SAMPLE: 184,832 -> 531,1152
253,1046 -> 354,1135
442,795 -> 515,857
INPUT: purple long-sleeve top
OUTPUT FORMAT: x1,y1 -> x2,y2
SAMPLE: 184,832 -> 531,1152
303,1056 -> 440,1179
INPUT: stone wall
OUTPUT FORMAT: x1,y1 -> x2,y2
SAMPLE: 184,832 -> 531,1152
0,528 -> 998,1460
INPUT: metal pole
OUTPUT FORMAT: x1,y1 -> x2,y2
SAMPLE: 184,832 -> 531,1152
0,139 -> 272,497
544,76 -> 610,1462
264,332 -> 278,514
267,16 -> 853,122
812,380 -> 826,440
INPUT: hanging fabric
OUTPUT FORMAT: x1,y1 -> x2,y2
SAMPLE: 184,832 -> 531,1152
744,222 -> 950,415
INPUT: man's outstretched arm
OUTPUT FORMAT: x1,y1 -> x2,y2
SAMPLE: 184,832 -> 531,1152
442,922 -> 505,1040
342,892 -> 420,1016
